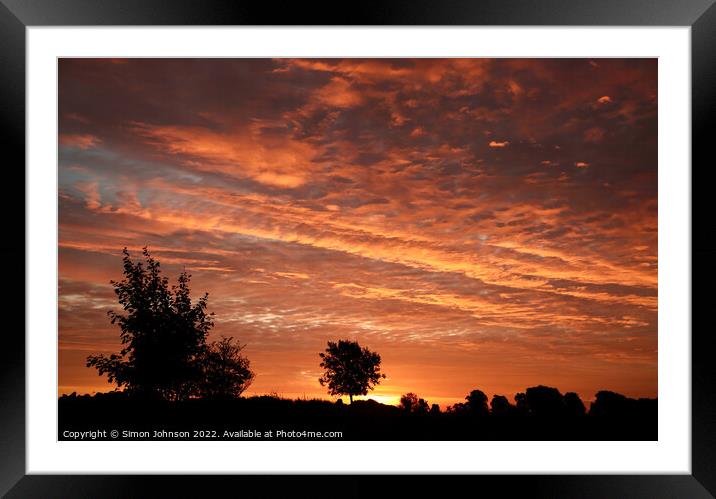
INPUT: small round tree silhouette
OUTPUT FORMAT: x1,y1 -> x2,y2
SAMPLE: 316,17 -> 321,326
318,339 -> 386,403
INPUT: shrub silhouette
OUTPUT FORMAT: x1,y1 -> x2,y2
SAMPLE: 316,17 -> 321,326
318,339 -> 385,403
197,336 -> 255,400
399,392 -> 429,414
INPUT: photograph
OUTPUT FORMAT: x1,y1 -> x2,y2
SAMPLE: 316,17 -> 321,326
57,57 -> 658,441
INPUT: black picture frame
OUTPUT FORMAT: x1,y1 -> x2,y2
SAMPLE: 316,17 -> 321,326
1,1 -> 713,496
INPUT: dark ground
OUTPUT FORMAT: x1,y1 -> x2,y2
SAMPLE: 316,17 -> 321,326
58,392 -> 657,441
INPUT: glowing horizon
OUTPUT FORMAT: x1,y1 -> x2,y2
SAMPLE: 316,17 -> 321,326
58,58 -> 657,408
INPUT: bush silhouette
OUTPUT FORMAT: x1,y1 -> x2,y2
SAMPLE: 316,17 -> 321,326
197,336 -> 255,400
399,392 -> 430,414
318,339 -> 385,403
399,392 -> 419,412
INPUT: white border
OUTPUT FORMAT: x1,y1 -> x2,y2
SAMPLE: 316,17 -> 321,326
27,27 -> 690,474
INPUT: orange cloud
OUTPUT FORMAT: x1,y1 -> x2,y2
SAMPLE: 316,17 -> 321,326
316,77 -> 363,108
75,181 -> 101,209
59,133 -> 101,149
129,122 -> 312,188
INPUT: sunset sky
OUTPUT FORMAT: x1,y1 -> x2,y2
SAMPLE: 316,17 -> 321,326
58,58 -> 657,407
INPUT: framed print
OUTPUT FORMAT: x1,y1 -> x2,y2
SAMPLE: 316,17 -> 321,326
2,0 -> 714,496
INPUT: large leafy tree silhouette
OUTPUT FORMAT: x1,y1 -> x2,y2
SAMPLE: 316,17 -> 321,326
86,247 -> 214,401
318,339 -> 385,403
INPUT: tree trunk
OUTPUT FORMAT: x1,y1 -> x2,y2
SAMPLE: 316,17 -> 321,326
349,394 -> 353,404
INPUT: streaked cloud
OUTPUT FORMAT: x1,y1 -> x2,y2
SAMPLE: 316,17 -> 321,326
59,133 -> 101,149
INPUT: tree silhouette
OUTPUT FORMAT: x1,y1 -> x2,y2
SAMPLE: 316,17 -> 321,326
465,389 -> 489,416
524,385 -> 565,417
514,391 -> 528,414
564,392 -> 586,417
490,394 -> 514,416
86,247 -> 214,401
318,339 -> 385,403
197,336 -> 255,400
446,402 -> 467,414
590,390 -> 638,418
399,392 -> 419,412
400,392 -> 429,414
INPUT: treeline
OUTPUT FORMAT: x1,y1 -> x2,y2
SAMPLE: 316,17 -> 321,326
58,386 -> 656,441
398,385 -> 656,420
60,385 -> 656,421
